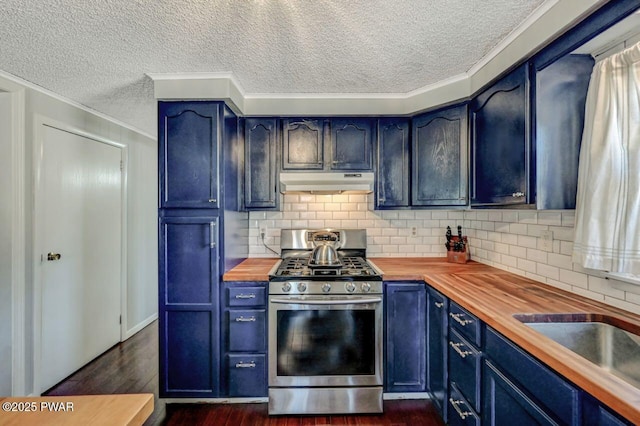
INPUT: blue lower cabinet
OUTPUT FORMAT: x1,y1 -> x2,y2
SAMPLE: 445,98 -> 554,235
227,354 -> 267,397
222,282 -> 268,397
228,309 -> 267,352
162,310 -> 218,396
582,394 -> 634,426
484,327 -> 579,425
449,383 -> 480,426
449,329 -> 482,412
426,287 -> 448,418
384,282 -> 426,392
159,214 -> 221,397
483,361 -> 557,426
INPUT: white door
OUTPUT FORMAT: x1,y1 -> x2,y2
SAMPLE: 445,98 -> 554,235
39,125 -> 122,392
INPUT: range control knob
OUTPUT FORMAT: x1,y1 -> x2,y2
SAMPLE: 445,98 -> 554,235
345,282 -> 356,293
297,282 -> 307,293
282,282 -> 292,292
361,283 -> 371,293
322,283 -> 332,293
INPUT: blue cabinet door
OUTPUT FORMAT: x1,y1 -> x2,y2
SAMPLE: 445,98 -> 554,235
376,118 -> 410,208
470,64 -> 530,206
159,215 -> 220,397
244,118 -> 279,209
385,282 -> 426,392
483,361 -> 557,426
330,118 -> 374,170
412,105 -> 468,206
282,118 -> 324,170
158,101 -> 220,209
426,287 -> 448,417
534,54 -> 594,209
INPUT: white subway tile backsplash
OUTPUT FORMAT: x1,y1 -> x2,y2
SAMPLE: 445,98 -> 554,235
538,211 -> 562,226
537,263 -> 559,281
518,211 -> 538,224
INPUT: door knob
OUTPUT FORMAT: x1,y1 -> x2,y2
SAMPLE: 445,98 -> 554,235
47,252 -> 62,261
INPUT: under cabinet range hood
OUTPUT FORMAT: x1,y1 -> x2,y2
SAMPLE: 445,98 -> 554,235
280,172 -> 374,194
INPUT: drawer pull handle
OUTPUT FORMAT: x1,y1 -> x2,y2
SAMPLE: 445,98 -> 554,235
449,398 -> 473,419
235,293 -> 256,300
511,192 -> 525,198
450,312 -> 473,326
434,301 -> 443,309
449,341 -> 472,359
208,198 -> 218,203
235,361 -> 256,368
235,316 -> 256,322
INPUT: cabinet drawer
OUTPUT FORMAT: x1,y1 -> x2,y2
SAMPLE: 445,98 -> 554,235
228,310 -> 266,352
227,286 -> 266,307
449,328 -> 482,412
449,302 -> 481,346
485,327 -> 579,425
448,383 -> 480,426
227,354 -> 267,397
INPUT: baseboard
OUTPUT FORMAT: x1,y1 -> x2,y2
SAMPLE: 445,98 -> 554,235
124,312 -> 158,340
383,392 -> 430,400
160,397 -> 269,404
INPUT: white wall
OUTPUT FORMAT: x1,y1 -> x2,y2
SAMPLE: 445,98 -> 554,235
249,195 -> 640,316
0,72 -> 158,396
0,91 -> 13,395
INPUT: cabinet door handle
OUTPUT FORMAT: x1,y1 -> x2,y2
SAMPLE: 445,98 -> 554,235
208,198 -> 217,203
449,312 -> 473,326
449,341 -> 472,359
235,316 -> 256,322
434,301 -> 443,309
209,222 -> 216,248
235,293 -> 256,300
449,398 -> 473,419
511,192 -> 525,198
234,361 -> 256,368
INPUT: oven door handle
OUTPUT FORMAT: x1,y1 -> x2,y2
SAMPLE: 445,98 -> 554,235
270,296 -> 382,305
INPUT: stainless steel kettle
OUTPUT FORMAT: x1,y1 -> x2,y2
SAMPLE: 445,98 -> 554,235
309,231 -> 341,266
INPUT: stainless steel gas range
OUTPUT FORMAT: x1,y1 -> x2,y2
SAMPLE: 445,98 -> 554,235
268,229 -> 383,415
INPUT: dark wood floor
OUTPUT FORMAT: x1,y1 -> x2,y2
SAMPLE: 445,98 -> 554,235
44,321 -> 445,426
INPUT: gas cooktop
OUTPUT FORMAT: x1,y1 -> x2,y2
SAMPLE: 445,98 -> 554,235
270,256 -> 382,281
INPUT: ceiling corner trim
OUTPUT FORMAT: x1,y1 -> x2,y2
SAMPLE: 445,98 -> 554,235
147,72 -> 246,113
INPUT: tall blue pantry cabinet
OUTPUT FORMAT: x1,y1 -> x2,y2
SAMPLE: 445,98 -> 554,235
158,101 -> 247,397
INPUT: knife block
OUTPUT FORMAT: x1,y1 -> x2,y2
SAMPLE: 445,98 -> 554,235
446,236 -> 470,264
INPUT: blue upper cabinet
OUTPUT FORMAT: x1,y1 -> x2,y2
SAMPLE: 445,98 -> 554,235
533,54 -> 594,210
244,118 -> 279,210
412,105 -> 468,206
376,118 -> 410,208
159,101 -> 220,209
470,63 -> 529,207
282,118 -> 324,170
330,118 -> 374,170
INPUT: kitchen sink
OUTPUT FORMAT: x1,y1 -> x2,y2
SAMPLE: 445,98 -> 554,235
513,313 -> 640,389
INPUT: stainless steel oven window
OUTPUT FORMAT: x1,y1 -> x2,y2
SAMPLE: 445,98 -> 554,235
268,296 -> 383,388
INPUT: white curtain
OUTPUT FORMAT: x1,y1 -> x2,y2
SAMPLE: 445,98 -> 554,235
573,41 -> 640,274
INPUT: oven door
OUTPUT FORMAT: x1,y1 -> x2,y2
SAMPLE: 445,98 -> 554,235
268,294 -> 383,388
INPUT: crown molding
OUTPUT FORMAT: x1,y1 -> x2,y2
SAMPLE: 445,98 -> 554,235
149,0 -> 603,116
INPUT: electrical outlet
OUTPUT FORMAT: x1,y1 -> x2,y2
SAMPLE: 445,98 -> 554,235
540,230 -> 553,251
411,226 -> 417,236
260,227 -> 266,238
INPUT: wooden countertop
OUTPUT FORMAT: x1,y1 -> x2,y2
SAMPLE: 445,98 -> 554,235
0,393 -> 153,426
222,258 -> 279,281
224,256 -> 640,422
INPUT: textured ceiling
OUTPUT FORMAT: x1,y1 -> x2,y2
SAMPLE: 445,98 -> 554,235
0,0 -> 547,137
